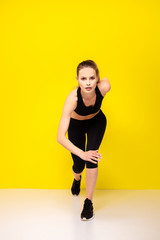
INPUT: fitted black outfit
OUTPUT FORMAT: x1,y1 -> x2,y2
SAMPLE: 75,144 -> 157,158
67,85 -> 107,174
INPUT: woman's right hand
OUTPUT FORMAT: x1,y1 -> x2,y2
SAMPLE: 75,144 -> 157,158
79,150 -> 102,164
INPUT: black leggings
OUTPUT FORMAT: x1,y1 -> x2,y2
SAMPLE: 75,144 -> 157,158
67,109 -> 107,174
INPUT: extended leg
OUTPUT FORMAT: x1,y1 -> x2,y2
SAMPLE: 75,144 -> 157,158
86,167 -> 98,201
86,112 -> 107,201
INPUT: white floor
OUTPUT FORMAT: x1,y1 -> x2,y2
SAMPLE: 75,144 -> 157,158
0,189 -> 159,240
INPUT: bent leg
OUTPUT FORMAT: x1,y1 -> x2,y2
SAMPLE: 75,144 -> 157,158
68,118 -> 86,174
72,166 -> 82,181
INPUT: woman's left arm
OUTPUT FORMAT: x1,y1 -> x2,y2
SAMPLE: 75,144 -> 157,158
101,77 -> 111,87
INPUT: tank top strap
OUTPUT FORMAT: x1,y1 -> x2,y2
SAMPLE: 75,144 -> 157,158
96,85 -> 104,98
77,86 -> 82,102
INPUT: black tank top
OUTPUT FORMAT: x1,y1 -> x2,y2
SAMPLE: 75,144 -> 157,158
74,85 -> 104,116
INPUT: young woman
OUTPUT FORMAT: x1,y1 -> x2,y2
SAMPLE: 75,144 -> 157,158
57,60 -> 111,221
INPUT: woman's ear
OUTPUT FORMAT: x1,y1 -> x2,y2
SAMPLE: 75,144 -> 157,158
76,76 -> 79,84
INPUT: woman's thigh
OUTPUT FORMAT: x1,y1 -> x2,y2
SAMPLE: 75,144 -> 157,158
86,111 -> 107,169
68,118 -> 86,173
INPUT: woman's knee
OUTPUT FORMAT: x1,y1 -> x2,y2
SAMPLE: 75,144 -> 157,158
72,164 -> 85,174
86,161 -> 98,169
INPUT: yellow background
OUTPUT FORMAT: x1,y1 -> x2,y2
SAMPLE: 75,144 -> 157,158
0,0 -> 159,189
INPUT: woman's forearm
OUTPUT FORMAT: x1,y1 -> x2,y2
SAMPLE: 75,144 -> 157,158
57,136 -> 83,157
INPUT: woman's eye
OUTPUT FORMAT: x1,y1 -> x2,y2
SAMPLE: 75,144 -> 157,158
81,77 -> 95,80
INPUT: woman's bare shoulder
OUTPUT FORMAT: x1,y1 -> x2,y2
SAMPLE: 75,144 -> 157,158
68,87 -> 78,101
63,87 -> 78,114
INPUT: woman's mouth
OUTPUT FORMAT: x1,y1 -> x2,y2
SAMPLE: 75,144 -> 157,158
85,87 -> 92,91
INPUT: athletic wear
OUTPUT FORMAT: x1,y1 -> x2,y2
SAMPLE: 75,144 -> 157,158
81,198 -> 94,221
74,85 -> 104,116
68,109 -> 107,173
68,86 -> 107,221
71,175 -> 82,196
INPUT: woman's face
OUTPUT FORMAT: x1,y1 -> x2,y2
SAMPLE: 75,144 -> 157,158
76,67 -> 98,93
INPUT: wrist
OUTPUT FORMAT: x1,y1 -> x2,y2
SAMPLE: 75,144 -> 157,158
78,149 -> 84,158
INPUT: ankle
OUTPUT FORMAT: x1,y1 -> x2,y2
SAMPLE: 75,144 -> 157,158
75,175 -> 81,181
86,197 -> 92,202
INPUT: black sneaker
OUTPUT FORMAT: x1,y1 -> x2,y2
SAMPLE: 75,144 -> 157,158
81,198 -> 94,221
71,175 -> 82,196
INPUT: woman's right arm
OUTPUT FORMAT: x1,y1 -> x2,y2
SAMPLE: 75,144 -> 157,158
57,90 -> 102,163
57,90 -> 83,158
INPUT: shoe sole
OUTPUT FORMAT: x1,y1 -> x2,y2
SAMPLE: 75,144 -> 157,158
81,213 -> 95,221
72,194 -> 79,197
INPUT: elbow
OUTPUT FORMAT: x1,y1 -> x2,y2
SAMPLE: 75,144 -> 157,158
107,82 -> 111,89
105,83 -> 111,93
57,135 -> 65,144
57,134 -> 61,143
107,83 -> 111,91
57,136 -> 61,144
